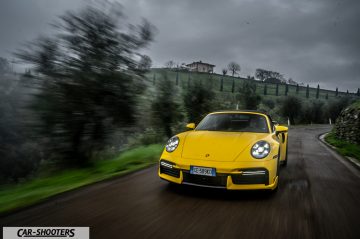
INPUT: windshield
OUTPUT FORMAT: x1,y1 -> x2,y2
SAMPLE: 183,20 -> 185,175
196,113 -> 269,133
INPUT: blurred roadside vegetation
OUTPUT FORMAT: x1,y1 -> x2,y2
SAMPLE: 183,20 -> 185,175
0,144 -> 162,214
325,132 -> 360,161
324,100 -> 360,161
0,2 -> 358,191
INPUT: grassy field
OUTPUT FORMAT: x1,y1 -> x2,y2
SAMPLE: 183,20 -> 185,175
0,144 -> 163,214
146,69 -> 357,101
325,132 -> 360,161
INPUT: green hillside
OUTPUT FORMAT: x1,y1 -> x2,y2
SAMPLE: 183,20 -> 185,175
146,68 -> 358,101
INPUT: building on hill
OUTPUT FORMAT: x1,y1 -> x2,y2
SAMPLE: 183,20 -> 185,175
186,61 -> 215,73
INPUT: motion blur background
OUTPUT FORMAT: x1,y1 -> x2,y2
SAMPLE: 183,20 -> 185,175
0,0 -> 359,213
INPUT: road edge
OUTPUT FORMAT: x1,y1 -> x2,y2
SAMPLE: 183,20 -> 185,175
318,132 -> 360,177
0,163 -> 158,219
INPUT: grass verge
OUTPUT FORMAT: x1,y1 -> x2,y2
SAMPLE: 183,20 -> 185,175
0,144 -> 163,214
325,132 -> 360,161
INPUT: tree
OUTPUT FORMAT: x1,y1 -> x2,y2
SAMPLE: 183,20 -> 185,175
0,70 -> 41,182
16,3 -> 155,165
300,100 -> 326,124
152,73 -> 181,138
280,96 -> 302,125
276,83 -> 279,96
138,55 -> 152,72
165,60 -> 175,69
255,68 -> 268,81
238,81 -> 261,110
228,62 -> 240,76
357,88 -> 360,97
0,57 -> 11,75
220,77 -> 224,92
296,84 -> 299,94
287,78 -> 297,85
316,84 -> 320,99
222,68 -> 227,76
176,71 -> 179,85
263,83 -> 267,95
247,75 -> 255,80
335,87 -> 338,96
262,98 -> 275,109
285,83 -> 288,96
255,68 -> 285,82
271,72 -> 285,82
310,101 -> 325,123
325,97 -> 351,123
264,78 -> 281,84
187,71 -> 191,87
306,84 -> 310,98
231,78 -> 235,93
183,81 -> 215,124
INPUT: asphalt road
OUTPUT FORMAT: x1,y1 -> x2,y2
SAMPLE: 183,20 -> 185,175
1,125 -> 360,239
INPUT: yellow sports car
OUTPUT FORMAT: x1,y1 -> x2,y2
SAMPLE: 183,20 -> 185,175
158,111 -> 288,191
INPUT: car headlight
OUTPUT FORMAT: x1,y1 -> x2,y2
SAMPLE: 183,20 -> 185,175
165,136 -> 179,152
251,141 -> 271,159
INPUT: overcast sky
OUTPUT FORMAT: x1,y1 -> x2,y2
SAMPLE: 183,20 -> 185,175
0,0 -> 359,91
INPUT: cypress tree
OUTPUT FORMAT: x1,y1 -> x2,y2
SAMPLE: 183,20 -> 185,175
231,78 -> 235,93
220,77 -> 223,91
316,84 -> 320,99
306,84 -> 309,98
187,71 -> 191,88
285,83 -> 288,96
264,84 -> 267,95
335,87 -> 338,96
176,71 -> 179,85
296,84 -> 299,94
357,88 -> 360,97
276,83 -> 279,96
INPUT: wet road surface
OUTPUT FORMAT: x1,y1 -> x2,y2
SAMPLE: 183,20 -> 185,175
1,125 -> 360,239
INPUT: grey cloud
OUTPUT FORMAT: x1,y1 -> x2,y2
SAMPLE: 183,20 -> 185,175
0,0 -> 359,91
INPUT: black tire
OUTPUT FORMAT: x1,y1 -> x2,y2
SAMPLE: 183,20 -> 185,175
281,138 -> 288,167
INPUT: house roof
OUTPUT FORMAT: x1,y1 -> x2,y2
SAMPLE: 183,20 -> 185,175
186,61 -> 215,67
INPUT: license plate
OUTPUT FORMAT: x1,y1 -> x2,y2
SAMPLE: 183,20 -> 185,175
190,166 -> 216,177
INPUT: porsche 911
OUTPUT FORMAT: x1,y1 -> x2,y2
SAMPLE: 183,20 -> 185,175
158,111 -> 288,191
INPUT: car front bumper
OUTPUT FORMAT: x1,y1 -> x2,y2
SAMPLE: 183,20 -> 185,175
158,158 -> 278,190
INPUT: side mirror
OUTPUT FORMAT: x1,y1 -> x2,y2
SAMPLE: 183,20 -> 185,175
275,125 -> 288,133
186,123 -> 195,130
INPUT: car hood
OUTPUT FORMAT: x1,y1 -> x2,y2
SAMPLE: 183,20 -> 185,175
181,131 -> 268,162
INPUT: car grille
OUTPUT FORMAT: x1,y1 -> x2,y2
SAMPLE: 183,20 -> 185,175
182,172 -> 227,187
231,168 -> 269,185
